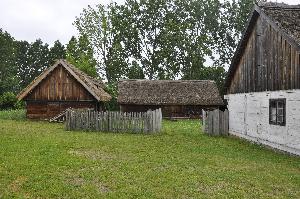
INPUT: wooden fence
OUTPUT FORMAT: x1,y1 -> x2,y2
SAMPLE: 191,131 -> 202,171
202,109 -> 229,136
65,108 -> 162,133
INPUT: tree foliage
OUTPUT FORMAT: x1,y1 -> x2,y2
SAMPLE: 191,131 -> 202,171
49,40 -> 66,65
0,29 -> 18,94
74,0 -> 255,90
74,3 -> 128,83
0,0 -> 256,110
0,29 -> 68,109
66,35 -> 98,77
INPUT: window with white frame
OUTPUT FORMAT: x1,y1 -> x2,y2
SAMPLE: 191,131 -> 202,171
269,99 -> 286,126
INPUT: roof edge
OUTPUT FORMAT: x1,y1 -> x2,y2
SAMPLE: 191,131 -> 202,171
59,61 -> 101,101
17,60 -> 61,101
17,59 -> 110,102
224,4 -> 300,93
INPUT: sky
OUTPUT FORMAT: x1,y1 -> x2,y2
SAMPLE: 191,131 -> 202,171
0,0 -> 299,46
0,0 -> 124,46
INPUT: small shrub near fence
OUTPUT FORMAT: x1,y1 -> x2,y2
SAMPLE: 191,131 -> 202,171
65,108 -> 162,133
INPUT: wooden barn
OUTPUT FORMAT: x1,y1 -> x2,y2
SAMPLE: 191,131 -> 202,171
118,79 -> 224,118
17,59 -> 111,119
224,3 -> 300,155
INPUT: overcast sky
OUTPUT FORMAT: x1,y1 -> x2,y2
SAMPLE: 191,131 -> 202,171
0,0 -> 299,46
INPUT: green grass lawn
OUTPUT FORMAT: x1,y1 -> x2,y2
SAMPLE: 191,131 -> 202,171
0,113 -> 299,198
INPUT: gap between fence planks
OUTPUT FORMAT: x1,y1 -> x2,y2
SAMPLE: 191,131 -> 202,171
65,108 -> 162,133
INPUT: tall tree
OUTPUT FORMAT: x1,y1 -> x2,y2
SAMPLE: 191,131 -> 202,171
15,40 -> 30,91
49,40 -> 66,64
74,0 -> 257,89
66,35 -> 98,77
212,0 -> 255,66
0,29 -> 18,95
16,39 -> 51,90
74,3 -> 128,83
26,39 -> 50,85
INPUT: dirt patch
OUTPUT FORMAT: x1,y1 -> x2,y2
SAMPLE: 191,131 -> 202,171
196,181 -> 228,194
67,176 -> 85,187
93,179 -> 110,193
8,176 -> 27,193
66,174 -> 111,193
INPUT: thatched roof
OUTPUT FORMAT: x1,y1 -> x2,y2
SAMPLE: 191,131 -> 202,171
17,59 -> 111,102
118,79 -> 224,106
261,3 -> 300,44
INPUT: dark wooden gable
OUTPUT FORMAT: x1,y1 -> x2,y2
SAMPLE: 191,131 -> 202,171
25,64 -> 95,102
226,6 -> 300,94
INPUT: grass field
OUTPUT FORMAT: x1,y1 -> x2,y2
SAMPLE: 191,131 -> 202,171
0,111 -> 299,198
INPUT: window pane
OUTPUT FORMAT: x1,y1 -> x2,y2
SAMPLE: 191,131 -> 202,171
270,101 -> 276,108
269,99 -> 285,125
271,114 -> 277,123
271,107 -> 276,115
277,101 -> 284,108
278,108 -> 284,115
278,116 -> 284,124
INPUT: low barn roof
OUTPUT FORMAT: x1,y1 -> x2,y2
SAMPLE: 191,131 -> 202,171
118,79 -> 224,106
17,59 -> 111,102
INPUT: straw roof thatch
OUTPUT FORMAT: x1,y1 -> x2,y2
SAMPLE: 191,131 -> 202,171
118,79 -> 224,106
261,3 -> 300,44
17,59 -> 111,102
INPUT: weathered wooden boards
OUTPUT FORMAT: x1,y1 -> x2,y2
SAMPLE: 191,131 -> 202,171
228,15 -> 300,94
202,109 -> 229,136
65,108 -> 162,133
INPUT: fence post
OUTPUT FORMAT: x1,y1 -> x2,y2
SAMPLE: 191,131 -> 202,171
65,109 -> 69,130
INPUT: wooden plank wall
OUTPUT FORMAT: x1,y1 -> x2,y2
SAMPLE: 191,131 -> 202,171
65,108 -> 163,133
26,65 -> 94,101
202,109 -> 229,136
229,16 -> 300,94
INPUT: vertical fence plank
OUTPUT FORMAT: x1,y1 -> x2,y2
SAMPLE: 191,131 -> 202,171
65,109 -> 162,133
203,109 -> 229,136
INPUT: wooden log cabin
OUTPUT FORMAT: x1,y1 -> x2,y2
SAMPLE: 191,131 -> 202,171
224,3 -> 300,155
17,59 -> 111,119
118,79 -> 224,118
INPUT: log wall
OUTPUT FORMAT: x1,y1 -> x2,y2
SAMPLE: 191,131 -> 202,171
26,101 -> 99,119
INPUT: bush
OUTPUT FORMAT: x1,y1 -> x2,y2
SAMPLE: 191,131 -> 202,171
14,100 -> 25,109
104,83 -> 119,111
0,92 -> 24,110
0,92 -> 17,110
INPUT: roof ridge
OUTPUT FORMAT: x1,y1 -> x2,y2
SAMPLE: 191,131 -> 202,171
120,79 -> 216,82
258,2 -> 300,9
117,79 -> 223,106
